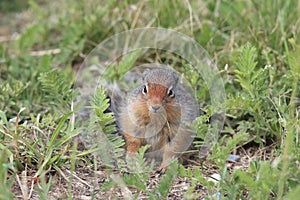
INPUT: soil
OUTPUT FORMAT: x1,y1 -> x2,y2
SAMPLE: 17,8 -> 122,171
9,141 -> 273,199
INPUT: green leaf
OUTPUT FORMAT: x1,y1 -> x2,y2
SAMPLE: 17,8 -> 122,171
102,180 -> 117,192
178,164 -> 186,176
232,43 -> 259,97
156,160 -> 178,198
38,69 -> 77,113
0,150 -> 15,200
49,112 -> 72,147
0,110 -> 8,126
284,185 -> 300,200
15,24 -> 44,51
123,173 -> 146,190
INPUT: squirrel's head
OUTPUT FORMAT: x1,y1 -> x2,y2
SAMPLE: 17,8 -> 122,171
141,68 -> 179,114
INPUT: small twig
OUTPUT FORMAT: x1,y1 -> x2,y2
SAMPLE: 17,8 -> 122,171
185,0 -> 194,35
130,2 -> 144,29
54,166 -> 70,183
0,124 -> 12,138
35,165 -> 52,190
70,101 -> 75,130
187,159 -> 201,166
14,108 -> 26,157
16,167 -> 29,200
27,162 -> 37,199
29,48 -> 61,56
65,169 -> 92,188
28,177 -> 35,200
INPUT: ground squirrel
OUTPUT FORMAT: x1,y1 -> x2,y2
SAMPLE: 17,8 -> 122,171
116,66 -> 199,171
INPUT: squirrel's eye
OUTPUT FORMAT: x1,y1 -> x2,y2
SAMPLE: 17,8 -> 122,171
167,88 -> 174,97
142,85 -> 148,94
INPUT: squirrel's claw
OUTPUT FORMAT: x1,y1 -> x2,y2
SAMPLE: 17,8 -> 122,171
157,163 -> 169,174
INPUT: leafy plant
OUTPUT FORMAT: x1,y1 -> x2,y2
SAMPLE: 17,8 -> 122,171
86,86 -> 124,169
226,43 -> 282,145
150,160 -> 178,199
38,67 -> 77,114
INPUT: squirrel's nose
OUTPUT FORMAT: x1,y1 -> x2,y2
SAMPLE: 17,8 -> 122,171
151,105 -> 161,112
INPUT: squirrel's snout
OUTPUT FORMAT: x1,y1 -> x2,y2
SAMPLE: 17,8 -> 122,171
150,104 -> 163,113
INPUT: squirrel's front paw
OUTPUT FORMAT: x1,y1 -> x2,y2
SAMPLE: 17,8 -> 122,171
157,166 -> 167,174
157,162 -> 169,173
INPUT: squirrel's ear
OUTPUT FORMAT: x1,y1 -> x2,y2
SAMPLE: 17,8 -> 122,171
142,68 -> 150,81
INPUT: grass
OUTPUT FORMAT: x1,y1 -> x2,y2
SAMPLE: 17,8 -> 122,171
0,0 -> 299,199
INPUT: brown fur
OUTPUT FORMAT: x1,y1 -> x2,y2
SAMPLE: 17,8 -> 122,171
118,67 -> 198,171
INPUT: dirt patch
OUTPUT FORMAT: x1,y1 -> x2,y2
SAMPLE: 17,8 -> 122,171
9,143 -> 273,199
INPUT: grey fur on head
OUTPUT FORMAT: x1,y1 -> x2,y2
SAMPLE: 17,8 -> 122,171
142,68 -> 179,89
